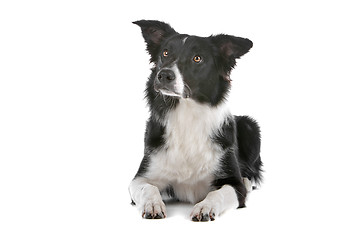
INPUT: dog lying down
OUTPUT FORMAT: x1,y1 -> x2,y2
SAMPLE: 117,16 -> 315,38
129,20 -> 263,221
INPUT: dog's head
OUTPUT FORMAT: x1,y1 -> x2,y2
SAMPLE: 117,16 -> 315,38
133,20 -> 253,105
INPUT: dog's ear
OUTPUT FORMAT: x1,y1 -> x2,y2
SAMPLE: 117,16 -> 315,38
211,34 -> 253,79
133,20 -> 178,62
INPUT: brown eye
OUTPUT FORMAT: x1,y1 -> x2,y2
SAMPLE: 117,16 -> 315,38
193,55 -> 202,63
163,50 -> 168,57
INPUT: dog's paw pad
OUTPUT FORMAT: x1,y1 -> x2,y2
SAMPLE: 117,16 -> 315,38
190,202 -> 216,222
142,201 -> 166,219
143,211 -> 165,219
191,212 -> 214,222
143,212 -> 153,219
209,212 -> 216,221
154,212 -> 165,219
200,213 -> 209,221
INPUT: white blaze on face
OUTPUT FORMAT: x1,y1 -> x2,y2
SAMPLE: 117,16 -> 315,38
172,64 -> 184,96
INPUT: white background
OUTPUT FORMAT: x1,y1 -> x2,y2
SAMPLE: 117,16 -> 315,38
1,0 -> 360,239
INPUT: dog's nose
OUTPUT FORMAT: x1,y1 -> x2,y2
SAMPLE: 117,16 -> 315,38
157,69 -> 175,82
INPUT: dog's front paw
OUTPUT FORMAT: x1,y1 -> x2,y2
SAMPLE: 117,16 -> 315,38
190,200 -> 217,222
142,200 -> 167,219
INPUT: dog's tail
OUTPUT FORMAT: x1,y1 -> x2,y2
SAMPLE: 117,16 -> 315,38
234,115 -> 263,188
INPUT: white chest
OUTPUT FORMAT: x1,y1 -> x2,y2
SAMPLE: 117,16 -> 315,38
146,100 -> 230,202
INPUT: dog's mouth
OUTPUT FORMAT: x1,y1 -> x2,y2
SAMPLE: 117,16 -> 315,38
154,85 -> 191,99
155,86 -> 182,98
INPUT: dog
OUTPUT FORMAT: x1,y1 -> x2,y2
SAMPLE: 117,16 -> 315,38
129,20 -> 263,221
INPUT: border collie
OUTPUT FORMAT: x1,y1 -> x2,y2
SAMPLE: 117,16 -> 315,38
129,20 -> 263,221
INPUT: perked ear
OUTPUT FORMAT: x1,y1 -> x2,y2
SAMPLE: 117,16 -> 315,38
133,20 -> 178,62
211,34 -> 253,78
211,34 -> 253,59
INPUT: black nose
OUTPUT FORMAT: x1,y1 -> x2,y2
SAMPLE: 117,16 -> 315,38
157,69 -> 175,82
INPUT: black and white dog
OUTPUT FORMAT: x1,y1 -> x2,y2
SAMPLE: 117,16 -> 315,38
129,20 -> 263,221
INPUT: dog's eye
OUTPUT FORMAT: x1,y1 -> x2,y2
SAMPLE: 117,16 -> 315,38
193,55 -> 202,63
163,50 -> 169,57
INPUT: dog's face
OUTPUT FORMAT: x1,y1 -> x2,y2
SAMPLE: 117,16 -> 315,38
134,20 -> 253,105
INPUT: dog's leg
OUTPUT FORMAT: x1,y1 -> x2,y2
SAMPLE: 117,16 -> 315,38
243,177 -> 253,192
190,185 -> 238,221
129,177 -> 166,219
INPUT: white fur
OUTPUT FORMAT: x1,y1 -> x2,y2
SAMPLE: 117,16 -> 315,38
190,184 -> 238,220
243,177 -> 253,192
159,89 -> 182,97
144,99 -> 231,203
129,177 -> 166,216
129,99 -> 240,219
171,64 -> 184,96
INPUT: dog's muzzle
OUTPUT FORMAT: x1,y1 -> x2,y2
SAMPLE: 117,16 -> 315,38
154,68 -> 183,97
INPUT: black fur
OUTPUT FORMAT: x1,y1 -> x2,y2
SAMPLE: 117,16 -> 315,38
132,20 -> 263,210
235,116 -> 263,184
